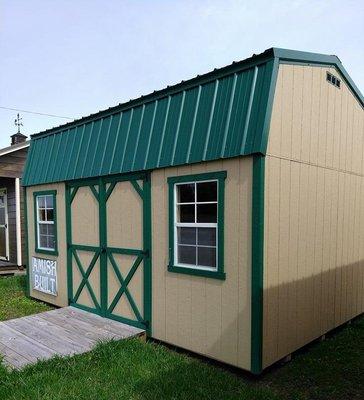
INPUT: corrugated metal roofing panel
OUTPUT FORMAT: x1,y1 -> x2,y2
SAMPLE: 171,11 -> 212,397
23,48 -> 361,186
23,57 -> 275,186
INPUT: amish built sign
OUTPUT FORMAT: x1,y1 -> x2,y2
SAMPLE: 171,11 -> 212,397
32,257 -> 57,296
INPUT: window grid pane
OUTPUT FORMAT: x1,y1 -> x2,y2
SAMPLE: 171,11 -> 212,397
37,194 -> 55,250
175,180 -> 218,270
37,195 -> 55,223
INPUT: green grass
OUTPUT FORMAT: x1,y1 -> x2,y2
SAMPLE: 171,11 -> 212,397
0,276 -> 52,321
0,276 -> 363,400
262,316 -> 364,400
0,339 -> 277,400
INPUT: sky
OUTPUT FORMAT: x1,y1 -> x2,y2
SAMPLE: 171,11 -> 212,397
0,0 -> 363,148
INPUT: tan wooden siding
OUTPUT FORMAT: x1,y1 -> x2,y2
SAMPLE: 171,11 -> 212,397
151,157 -> 252,370
71,186 -> 99,247
26,183 -> 68,307
106,180 -> 143,249
267,64 -> 364,172
263,63 -> 364,368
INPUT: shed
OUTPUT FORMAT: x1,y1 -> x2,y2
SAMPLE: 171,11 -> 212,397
22,48 -> 364,374
0,134 -> 29,272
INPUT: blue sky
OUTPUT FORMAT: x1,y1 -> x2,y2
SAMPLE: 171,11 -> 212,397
0,0 -> 363,148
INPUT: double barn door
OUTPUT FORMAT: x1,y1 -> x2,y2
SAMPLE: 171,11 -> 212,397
66,173 -> 151,331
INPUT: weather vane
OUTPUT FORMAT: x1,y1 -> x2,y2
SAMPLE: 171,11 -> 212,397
14,113 -> 23,134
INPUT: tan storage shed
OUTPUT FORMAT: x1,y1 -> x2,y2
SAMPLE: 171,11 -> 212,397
23,48 -> 364,374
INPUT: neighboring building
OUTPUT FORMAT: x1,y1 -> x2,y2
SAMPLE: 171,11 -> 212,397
0,133 -> 29,271
22,48 -> 363,374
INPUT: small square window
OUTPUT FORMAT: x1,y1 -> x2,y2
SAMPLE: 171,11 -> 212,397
38,208 -> 46,222
45,195 -> 53,208
177,227 -> 196,245
197,227 -> 216,246
177,204 -> 195,223
197,247 -> 216,269
197,181 -> 217,202
177,183 -> 194,203
178,245 -> 196,265
197,203 -> 217,223
37,196 -> 46,208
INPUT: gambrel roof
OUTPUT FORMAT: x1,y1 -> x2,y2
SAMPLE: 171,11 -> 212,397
23,48 -> 363,186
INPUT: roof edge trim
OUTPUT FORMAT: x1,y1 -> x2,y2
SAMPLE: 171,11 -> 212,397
0,141 -> 30,157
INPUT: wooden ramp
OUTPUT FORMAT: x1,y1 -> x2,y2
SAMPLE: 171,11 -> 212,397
0,306 -> 145,369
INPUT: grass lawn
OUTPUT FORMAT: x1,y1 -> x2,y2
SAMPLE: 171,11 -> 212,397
0,276 -> 363,400
0,276 -> 52,321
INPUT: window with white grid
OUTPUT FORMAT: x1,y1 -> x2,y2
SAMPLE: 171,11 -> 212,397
174,180 -> 218,270
36,194 -> 55,251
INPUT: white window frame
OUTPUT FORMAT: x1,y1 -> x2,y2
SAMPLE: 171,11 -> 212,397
36,194 -> 55,251
173,179 -> 218,272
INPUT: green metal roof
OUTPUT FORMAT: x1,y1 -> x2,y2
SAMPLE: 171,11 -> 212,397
23,48 -> 363,186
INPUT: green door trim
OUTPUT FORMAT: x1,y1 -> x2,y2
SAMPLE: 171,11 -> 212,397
103,171 -> 152,333
98,178 -> 107,317
66,181 -> 102,315
66,172 -> 152,334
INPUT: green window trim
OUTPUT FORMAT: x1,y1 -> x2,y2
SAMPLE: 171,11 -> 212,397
33,190 -> 58,256
167,171 -> 226,280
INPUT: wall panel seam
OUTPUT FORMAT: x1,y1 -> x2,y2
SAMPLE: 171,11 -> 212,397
266,153 -> 364,178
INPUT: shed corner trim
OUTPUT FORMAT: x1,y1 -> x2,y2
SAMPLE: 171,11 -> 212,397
250,154 -> 265,374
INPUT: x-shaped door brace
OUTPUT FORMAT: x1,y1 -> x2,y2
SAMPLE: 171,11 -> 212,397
107,251 -> 144,322
72,248 -> 101,310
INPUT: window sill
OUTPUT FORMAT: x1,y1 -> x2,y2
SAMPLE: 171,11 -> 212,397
35,248 -> 58,256
168,264 -> 226,280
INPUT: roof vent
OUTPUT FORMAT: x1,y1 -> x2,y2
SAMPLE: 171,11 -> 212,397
326,72 -> 341,88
